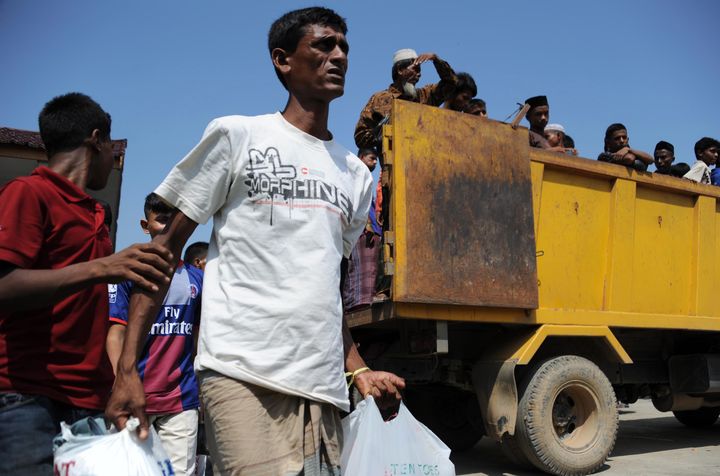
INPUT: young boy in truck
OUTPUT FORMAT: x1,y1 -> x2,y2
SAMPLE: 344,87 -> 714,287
107,192 -> 203,476
684,137 -> 720,184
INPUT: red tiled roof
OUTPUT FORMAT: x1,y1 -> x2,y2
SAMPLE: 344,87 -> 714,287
0,127 -> 45,149
0,126 -> 127,158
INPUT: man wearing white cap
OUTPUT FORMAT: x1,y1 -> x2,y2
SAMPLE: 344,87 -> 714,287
354,48 -> 458,151
544,123 -> 578,155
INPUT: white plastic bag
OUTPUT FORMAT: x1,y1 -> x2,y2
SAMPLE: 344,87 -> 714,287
54,417 -> 174,476
341,396 -> 455,476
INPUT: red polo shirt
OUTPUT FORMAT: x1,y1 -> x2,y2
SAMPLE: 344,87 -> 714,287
0,166 -> 114,409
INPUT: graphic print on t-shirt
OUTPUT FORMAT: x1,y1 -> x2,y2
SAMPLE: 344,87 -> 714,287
244,146 -> 353,225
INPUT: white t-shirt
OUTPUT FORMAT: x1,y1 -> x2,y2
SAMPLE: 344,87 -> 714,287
683,160 -> 711,184
155,113 -> 373,411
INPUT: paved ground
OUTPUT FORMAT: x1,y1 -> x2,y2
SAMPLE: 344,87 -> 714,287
452,399 -> 719,476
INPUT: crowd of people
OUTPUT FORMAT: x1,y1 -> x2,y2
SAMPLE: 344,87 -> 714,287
0,7 -> 405,476
341,45 -> 720,314
352,47 -> 719,183
0,6 -> 717,476
514,91 -> 718,182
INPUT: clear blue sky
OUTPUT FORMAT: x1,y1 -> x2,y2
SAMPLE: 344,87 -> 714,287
2,0 -> 719,250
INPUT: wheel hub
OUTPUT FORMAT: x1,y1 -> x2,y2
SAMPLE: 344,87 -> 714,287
551,382 -> 600,449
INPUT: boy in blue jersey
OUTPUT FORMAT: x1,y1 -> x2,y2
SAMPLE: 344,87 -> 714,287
107,193 -> 202,476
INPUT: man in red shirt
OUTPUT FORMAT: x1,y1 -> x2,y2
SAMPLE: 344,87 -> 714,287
0,92 -> 174,475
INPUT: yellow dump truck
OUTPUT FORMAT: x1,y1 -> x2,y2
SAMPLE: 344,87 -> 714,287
346,101 -> 720,476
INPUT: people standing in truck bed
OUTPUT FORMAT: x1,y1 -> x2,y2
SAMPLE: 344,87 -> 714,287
354,48 -> 458,152
653,141 -> 689,178
463,98 -> 487,117
597,123 -> 653,171
684,137 -> 720,184
525,95 -> 552,149
525,96 -> 575,154
544,123 -> 578,156
442,72 -> 477,113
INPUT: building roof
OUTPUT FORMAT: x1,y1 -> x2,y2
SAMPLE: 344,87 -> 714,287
0,126 -> 127,159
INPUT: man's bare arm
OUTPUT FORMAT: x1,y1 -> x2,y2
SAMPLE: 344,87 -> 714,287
416,53 -> 457,105
0,243 -> 174,311
628,148 -> 654,165
106,324 -> 127,375
106,210 -> 198,438
343,315 -> 405,409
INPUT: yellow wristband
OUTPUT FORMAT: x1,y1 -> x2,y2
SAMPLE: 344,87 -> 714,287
345,367 -> 371,388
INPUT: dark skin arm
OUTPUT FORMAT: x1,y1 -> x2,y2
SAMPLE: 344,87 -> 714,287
0,243 -> 174,312
415,53 -> 458,105
106,323 -> 126,375
106,210 -> 198,439
626,148 -> 653,165
547,146 -> 578,155
343,316 -> 405,409
611,146 -> 653,166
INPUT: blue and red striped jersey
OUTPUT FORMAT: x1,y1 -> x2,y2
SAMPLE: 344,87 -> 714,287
108,262 -> 202,414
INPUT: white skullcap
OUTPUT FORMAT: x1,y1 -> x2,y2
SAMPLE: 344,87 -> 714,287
392,48 -> 418,65
545,123 -> 565,133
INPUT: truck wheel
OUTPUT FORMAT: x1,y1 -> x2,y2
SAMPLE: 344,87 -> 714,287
515,355 -> 618,476
673,407 -> 720,428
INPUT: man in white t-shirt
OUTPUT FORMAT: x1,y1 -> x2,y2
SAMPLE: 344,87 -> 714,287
106,7 -> 405,475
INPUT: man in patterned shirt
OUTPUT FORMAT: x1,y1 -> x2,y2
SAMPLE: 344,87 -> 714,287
354,48 -> 458,151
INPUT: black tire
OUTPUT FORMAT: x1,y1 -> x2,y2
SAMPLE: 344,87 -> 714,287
514,355 -> 618,476
673,407 -> 720,428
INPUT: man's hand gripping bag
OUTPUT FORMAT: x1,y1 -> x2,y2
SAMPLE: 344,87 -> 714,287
53,417 -> 174,476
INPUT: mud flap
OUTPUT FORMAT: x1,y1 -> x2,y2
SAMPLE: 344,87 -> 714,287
472,359 -> 519,441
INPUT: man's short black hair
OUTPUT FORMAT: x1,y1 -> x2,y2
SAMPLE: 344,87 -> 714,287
694,137 -> 720,157
144,192 -> 175,219
184,241 -> 209,264
464,98 -> 486,111
604,123 -> 627,142
563,134 -> 575,149
655,140 -> 674,153
391,58 -> 414,83
453,72 -> 477,97
268,7 -> 347,88
38,92 -> 111,158
357,147 -> 377,157
672,163 -> 691,176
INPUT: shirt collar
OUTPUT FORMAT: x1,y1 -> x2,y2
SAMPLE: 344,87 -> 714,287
387,84 -> 405,98
32,166 -> 93,204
